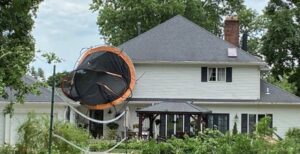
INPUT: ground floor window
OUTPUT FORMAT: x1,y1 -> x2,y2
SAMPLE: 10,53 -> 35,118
241,113 -> 273,134
166,115 -> 186,137
207,114 -> 229,133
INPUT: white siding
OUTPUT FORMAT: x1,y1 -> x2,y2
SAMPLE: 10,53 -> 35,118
133,64 -> 260,100
103,104 -> 151,138
114,103 -> 300,139
0,103 -> 66,145
200,104 -> 300,138
0,113 -> 4,144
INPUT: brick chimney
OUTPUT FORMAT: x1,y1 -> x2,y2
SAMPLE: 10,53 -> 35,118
224,16 -> 239,47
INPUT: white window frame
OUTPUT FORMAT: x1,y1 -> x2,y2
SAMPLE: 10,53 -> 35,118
207,67 -> 226,82
245,113 -> 272,134
165,115 -> 186,136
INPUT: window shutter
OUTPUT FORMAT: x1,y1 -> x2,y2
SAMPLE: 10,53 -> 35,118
267,114 -> 273,128
160,114 -> 166,137
241,114 -> 248,133
249,114 -> 256,133
184,115 -> 190,134
226,67 -> 232,82
201,67 -> 207,82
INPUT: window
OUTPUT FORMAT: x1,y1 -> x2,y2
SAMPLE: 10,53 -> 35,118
208,68 -> 226,81
167,115 -> 175,137
165,114 -> 186,137
207,114 -> 229,133
218,68 -> 226,81
208,68 -> 216,81
241,114 -> 273,134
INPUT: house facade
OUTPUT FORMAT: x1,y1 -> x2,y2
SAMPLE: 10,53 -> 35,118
91,15 -> 300,139
0,76 -> 77,145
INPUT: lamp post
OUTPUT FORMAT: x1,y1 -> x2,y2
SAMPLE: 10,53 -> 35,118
48,65 -> 56,154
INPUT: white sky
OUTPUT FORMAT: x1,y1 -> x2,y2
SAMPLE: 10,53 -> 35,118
32,0 -> 269,77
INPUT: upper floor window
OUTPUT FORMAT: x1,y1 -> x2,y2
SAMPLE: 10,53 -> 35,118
208,68 -> 226,81
201,67 -> 232,82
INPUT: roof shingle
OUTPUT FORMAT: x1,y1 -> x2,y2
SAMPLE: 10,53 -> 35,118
119,15 -> 265,65
136,101 -> 212,114
0,76 -> 64,103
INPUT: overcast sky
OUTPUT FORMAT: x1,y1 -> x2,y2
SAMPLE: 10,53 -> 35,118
32,0 -> 269,77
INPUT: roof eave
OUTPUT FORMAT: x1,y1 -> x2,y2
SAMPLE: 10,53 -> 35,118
133,60 -> 267,66
194,101 -> 300,105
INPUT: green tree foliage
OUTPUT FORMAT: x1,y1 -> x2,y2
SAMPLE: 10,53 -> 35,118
37,67 -> 45,81
286,127 -> 300,140
256,116 -> 276,136
0,0 -> 43,103
41,52 -> 63,64
232,122 -> 238,135
91,0 -> 257,46
47,71 -> 68,87
30,66 -> 38,79
261,0 -> 300,96
266,74 -> 297,94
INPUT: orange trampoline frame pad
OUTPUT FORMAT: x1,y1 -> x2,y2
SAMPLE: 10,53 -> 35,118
77,46 -> 135,110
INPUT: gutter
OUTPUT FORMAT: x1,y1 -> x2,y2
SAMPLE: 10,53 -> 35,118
133,60 -> 267,66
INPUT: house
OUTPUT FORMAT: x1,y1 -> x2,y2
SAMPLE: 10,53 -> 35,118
83,15 -> 300,139
0,76 -> 77,145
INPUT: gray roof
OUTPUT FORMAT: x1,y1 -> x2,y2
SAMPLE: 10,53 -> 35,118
136,102 -> 212,114
0,76 -> 64,103
260,80 -> 300,103
129,80 -> 300,104
119,15 -> 264,65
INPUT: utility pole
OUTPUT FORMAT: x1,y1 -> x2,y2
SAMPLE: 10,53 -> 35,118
48,65 -> 56,154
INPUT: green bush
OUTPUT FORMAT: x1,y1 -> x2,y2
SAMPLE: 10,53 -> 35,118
0,145 -> 16,154
232,122 -> 238,135
16,112 -> 50,153
88,140 -> 114,151
141,139 -> 160,154
286,127 -> 300,140
256,116 -> 276,136
13,113 -> 300,154
16,112 -> 91,154
83,128 -> 300,154
53,122 -> 91,154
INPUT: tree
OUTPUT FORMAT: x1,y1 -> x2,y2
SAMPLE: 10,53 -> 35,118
30,66 -> 38,79
232,122 -> 238,135
91,0 -> 252,46
37,67 -> 45,81
0,0 -> 43,105
261,0 -> 300,96
266,74 -> 296,94
47,71 -> 68,87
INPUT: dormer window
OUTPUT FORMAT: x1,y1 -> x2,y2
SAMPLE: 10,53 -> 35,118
208,68 -> 226,81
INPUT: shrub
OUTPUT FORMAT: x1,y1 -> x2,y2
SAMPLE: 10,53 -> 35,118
106,129 -> 118,140
232,122 -> 238,135
286,127 -> 300,140
0,145 -> 16,154
17,112 -> 91,154
256,116 -> 276,136
106,122 -> 119,130
17,112 -> 49,153
88,140 -> 114,151
53,122 -> 91,153
141,139 -> 160,154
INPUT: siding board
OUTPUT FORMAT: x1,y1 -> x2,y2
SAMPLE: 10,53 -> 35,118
133,64 -> 260,100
